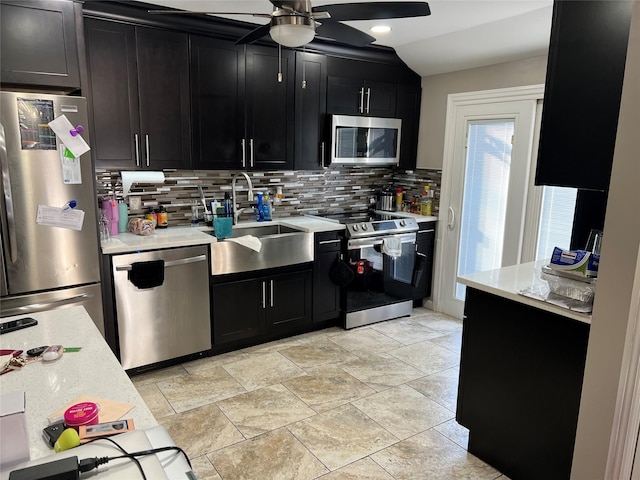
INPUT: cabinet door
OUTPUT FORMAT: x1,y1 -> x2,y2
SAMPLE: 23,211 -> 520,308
268,271 -> 312,333
326,76 -> 363,115
396,85 -> 421,169
1,0 -> 80,89
191,35 -> 245,170
535,1 -> 633,191
212,279 -> 265,345
245,45 -> 295,170
294,52 -> 328,170
364,80 -> 397,117
413,222 -> 435,300
85,19 -> 140,169
313,232 -> 342,323
136,27 -> 191,169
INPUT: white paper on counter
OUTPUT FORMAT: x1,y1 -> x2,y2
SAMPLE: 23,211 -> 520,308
48,115 -> 90,157
59,144 -> 82,184
36,205 -> 85,231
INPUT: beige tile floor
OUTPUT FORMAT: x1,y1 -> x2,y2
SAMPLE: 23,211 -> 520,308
132,307 -> 510,480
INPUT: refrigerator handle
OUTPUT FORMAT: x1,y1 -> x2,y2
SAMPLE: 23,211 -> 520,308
0,123 -> 18,262
0,293 -> 91,316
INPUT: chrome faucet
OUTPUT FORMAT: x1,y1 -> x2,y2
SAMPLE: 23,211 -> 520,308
231,172 -> 254,225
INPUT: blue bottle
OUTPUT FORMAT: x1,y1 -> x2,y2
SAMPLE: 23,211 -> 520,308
262,192 -> 273,221
255,193 -> 264,222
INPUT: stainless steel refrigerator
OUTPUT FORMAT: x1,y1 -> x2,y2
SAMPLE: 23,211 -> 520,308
0,92 -> 104,335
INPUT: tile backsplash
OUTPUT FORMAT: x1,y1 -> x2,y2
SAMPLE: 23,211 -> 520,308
95,167 -> 441,226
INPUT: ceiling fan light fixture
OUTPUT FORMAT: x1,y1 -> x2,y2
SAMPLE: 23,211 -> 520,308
370,25 -> 392,34
270,15 -> 316,47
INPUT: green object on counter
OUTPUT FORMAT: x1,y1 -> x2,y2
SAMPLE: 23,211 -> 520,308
63,347 -> 82,353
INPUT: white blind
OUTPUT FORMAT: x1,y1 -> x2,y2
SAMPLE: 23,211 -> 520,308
536,186 -> 578,260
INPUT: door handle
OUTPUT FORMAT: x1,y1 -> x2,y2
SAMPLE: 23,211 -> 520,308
1,293 -> 91,316
365,87 -> 371,114
134,134 -> 140,167
270,279 -> 274,307
359,87 -> 365,114
115,255 -> 207,271
448,206 -> 456,229
145,134 -> 150,167
0,123 -> 18,262
241,138 -> 246,168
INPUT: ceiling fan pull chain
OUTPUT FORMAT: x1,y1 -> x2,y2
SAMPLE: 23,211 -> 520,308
277,43 -> 283,83
302,46 -> 307,89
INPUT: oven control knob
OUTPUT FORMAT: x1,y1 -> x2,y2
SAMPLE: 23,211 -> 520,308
399,220 -> 406,227
352,224 -> 359,232
361,224 -> 368,231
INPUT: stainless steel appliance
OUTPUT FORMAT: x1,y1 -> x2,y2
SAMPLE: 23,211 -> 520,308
320,211 -> 418,328
112,245 -> 211,370
330,115 -> 402,166
0,92 -> 104,334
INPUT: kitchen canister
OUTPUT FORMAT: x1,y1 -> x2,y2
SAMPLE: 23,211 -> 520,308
64,402 -> 99,431
118,202 -> 129,233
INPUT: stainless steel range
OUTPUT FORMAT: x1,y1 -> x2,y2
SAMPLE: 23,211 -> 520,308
319,211 -> 419,329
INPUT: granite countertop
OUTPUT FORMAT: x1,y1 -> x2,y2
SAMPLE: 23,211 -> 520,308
458,260 -> 592,324
0,306 -> 158,462
101,217 -> 346,255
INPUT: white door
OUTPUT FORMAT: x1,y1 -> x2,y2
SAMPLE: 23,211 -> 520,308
437,89 -> 540,319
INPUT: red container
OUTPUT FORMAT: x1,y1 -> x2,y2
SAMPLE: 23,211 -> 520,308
64,402 -> 99,431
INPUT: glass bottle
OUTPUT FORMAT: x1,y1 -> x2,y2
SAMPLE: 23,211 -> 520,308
420,186 -> 433,216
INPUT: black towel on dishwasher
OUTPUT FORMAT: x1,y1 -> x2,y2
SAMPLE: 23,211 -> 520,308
129,260 -> 165,289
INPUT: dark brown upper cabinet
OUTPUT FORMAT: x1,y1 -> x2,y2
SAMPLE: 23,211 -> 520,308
84,19 -> 191,170
1,0 -> 81,90
191,35 -> 294,170
535,0 -> 633,191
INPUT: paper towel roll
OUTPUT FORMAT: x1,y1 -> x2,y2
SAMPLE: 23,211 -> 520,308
121,171 -> 165,197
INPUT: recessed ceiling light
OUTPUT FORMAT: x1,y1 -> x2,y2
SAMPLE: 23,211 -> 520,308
370,25 -> 391,34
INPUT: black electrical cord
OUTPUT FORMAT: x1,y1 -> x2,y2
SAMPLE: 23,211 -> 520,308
78,436 -> 192,478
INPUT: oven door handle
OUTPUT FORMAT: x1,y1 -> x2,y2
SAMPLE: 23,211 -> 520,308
348,233 -> 416,250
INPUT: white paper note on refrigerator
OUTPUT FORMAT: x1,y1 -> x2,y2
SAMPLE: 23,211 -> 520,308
36,205 -> 85,231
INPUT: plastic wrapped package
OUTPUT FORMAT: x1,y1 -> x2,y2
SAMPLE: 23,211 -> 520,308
540,270 -> 596,303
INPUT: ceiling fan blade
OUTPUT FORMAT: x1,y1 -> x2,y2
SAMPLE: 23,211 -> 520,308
148,10 -> 271,18
316,21 -> 376,47
314,2 -> 431,21
234,23 -> 272,45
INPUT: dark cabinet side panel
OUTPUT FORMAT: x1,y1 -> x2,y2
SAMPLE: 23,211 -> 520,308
397,85 -> 422,169
85,19 -> 139,169
535,1 -> 633,191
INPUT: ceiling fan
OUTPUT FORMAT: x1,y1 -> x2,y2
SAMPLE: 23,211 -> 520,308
149,1 -> 431,48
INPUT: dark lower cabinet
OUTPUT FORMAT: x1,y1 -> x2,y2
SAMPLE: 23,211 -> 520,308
1,0 -> 81,90
312,231 -> 343,323
457,288 -> 590,480
212,268 -> 312,346
412,222 -> 435,302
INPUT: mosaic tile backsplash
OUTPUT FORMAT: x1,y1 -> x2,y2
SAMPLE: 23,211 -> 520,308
95,167 -> 441,226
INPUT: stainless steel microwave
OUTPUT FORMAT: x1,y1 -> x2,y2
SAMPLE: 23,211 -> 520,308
330,115 -> 402,166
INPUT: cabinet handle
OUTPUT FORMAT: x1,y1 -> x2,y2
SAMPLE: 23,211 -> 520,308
262,281 -> 266,309
417,229 -> 435,234
134,134 -> 140,167
145,134 -> 150,167
318,239 -> 341,245
249,138 -> 254,167
270,279 -> 274,307
365,87 -> 371,114
241,139 -> 246,168
359,87 -> 365,114
320,141 -> 327,168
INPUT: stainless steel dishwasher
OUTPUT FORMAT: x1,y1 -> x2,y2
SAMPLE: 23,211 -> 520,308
112,245 -> 211,370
